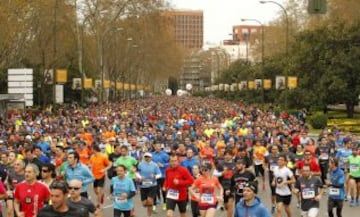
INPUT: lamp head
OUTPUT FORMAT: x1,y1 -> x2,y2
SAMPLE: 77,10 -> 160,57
259,1 -> 266,4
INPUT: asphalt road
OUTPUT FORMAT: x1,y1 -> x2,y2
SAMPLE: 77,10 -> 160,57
94,175 -> 360,217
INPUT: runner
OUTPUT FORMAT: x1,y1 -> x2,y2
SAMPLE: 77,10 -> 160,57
213,150 -> 235,217
253,139 -> 267,190
336,138 -> 353,201
293,164 -> 323,217
189,163 -> 223,217
89,144 -> 112,208
110,165 -> 136,217
231,159 -> 257,204
234,181 -> 271,217
67,179 -> 98,217
163,154 -> 194,217
136,152 -> 161,217
41,163 -> 56,187
37,181 -> 86,217
264,145 -> 280,214
316,137 -> 331,186
6,158 -> 25,217
272,154 -> 295,217
65,151 -> 94,198
347,143 -> 360,207
326,158 -> 345,217
14,163 -> 50,217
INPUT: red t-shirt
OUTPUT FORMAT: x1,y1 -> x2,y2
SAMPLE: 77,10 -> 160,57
296,159 -> 320,173
14,181 -> 50,217
163,166 -> 194,201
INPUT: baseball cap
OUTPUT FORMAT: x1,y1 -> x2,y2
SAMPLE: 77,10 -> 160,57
143,152 -> 152,158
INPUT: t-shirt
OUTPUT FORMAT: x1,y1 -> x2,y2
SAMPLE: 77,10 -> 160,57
295,176 -> 322,211
193,176 -> 221,206
89,153 -> 111,179
37,205 -> 86,217
231,171 -> 256,199
111,176 -> 136,211
66,197 -> 96,217
115,156 -> 138,179
348,155 -> 360,178
14,181 -> 50,217
273,166 -> 293,196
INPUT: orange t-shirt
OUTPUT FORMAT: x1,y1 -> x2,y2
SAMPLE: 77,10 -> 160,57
89,152 -> 111,179
77,147 -> 91,165
253,146 -> 267,164
193,176 -> 221,206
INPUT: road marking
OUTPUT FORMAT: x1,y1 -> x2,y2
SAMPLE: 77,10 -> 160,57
103,204 -> 113,209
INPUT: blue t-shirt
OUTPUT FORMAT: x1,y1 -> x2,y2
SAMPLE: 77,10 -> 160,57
137,161 -> 161,188
111,176 -> 136,211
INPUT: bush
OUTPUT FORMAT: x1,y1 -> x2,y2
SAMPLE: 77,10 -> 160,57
310,113 -> 328,129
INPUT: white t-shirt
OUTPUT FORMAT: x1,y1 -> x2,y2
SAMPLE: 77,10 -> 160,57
274,166 -> 293,196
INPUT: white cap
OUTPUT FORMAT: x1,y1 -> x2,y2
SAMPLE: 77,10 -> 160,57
143,152 -> 152,158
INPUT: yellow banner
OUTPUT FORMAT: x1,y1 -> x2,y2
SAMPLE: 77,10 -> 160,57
124,83 -> 130,90
138,85 -> 143,90
145,85 -> 152,91
130,84 -> 136,90
264,79 -> 272,89
116,82 -> 123,90
288,76 -> 298,89
56,69 -> 67,83
248,81 -> 255,90
104,80 -> 111,88
83,78 -> 92,89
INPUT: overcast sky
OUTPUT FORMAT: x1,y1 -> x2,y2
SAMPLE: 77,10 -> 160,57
168,0 -> 286,44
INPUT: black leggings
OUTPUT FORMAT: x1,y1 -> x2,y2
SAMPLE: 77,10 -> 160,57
155,178 -> 166,204
114,209 -> 131,217
191,200 -> 200,217
328,198 -> 343,217
320,162 -> 329,184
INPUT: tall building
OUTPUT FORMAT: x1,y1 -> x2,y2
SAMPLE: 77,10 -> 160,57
232,25 -> 262,44
165,10 -> 204,49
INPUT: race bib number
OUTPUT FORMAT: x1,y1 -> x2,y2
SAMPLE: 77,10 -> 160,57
200,193 -> 214,204
270,164 -> 278,171
255,159 -> 262,165
166,189 -> 179,200
302,188 -> 315,199
350,164 -> 359,172
115,196 -> 127,204
320,153 -> 329,160
142,179 -> 153,186
329,187 -> 340,196
343,158 -> 348,163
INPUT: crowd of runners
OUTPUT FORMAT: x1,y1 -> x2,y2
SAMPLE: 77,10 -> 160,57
0,96 -> 359,217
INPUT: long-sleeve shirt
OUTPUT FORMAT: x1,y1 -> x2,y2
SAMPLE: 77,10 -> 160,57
151,151 -> 170,178
65,163 -> 94,193
163,166 -> 194,201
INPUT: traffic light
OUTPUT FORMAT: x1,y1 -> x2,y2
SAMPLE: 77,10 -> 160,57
308,0 -> 327,14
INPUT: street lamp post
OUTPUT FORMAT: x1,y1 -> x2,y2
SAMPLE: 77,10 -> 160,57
241,18 -> 265,106
259,0 -> 289,109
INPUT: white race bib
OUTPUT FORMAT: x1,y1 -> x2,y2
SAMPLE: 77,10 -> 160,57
270,164 -> 278,171
302,188 -> 315,199
200,193 -> 214,204
142,179 -> 153,186
329,187 -> 340,196
166,189 -> 179,200
320,153 -> 329,160
255,159 -> 262,165
350,164 -> 359,172
115,196 -> 127,203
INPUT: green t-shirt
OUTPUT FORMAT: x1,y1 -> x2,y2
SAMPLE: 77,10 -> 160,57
348,155 -> 360,177
115,156 -> 138,179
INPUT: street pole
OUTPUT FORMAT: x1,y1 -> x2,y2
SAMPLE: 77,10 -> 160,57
53,0 -> 58,109
260,0 -> 289,109
241,18 -> 265,106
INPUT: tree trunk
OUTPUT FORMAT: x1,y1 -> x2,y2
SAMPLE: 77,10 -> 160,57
346,103 -> 354,118
323,105 -> 328,114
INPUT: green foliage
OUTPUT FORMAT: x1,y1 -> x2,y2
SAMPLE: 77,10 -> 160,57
310,112 -> 328,129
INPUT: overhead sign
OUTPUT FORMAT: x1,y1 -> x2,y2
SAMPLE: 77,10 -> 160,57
7,68 -> 33,106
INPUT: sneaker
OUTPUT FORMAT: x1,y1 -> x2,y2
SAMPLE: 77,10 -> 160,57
162,204 -> 167,211
350,200 -> 356,207
297,202 -> 300,208
356,200 -> 360,207
271,206 -> 275,214
152,205 -> 157,213
345,197 -> 348,202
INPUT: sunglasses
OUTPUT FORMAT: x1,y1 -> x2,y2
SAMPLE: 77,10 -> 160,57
42,169 -> 49,173
68,186 -> 81,191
